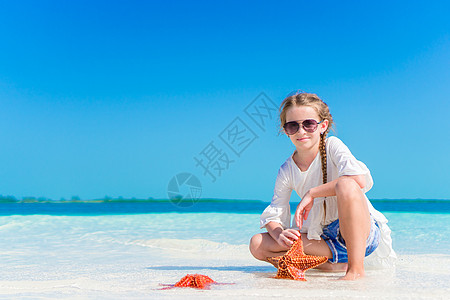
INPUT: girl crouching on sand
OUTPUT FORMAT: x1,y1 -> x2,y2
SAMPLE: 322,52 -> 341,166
249,91 -> 396,280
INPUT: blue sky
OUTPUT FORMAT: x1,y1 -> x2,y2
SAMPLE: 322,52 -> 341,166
0,0 -> 449,201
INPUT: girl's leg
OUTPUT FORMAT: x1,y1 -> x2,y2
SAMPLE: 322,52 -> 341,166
250,232 -> 346,271
249,232 -> 288,262
301,235 -> 348,272
335,176 -> 371,280
250,231 -> 333,262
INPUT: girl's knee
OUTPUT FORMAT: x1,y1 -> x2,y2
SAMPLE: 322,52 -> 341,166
336,177 -> 361,199
249,234 -> 262,249
249,234 -> 264,259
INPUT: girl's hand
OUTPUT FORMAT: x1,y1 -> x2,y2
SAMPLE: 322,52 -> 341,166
295,191 -> 314,229
276,229 -> 300,248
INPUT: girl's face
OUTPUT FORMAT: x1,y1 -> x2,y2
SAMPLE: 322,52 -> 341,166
284,105 -> 329,152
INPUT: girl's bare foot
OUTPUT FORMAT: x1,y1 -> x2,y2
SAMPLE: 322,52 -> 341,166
339,269 -> 365,280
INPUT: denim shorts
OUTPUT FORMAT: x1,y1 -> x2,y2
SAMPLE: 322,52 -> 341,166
320,216 -> 380,263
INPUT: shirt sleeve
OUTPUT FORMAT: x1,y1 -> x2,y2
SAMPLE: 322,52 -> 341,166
260,164 -> 293,229
327,136 -> 373,193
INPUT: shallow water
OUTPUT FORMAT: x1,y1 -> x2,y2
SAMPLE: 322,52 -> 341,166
0,212 -> 449,298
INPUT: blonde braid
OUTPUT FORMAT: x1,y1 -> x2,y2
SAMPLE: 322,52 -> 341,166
319,132 -> 328,223
319,133 -> 327,185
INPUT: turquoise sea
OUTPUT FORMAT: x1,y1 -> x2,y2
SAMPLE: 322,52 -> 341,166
1,199 -> 449,299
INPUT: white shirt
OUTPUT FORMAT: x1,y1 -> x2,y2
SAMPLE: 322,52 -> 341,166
260,136 -> 396,267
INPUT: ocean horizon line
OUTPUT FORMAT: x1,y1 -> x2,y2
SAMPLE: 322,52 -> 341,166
1,196 -> 449,204
1,197 -> 449,215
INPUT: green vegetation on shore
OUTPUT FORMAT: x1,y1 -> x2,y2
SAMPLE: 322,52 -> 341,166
1,195 -> 449,204
0,195 -> 266,204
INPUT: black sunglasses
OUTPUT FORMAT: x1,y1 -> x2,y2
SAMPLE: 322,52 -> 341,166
283,119 -> 323,135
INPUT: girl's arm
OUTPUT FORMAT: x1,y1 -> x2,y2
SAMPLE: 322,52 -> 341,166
295,174 -> 366,228
266,221 -> 300,248
309,174 -> 366,198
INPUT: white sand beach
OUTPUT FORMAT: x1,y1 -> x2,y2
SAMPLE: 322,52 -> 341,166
1,213 -> 449,299
1,242 -> 449,299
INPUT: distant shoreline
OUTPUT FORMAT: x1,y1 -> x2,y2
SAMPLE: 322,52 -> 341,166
1,197 -> 450,204
1,198 -> 449,215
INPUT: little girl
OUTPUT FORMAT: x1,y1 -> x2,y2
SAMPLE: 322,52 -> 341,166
249,91 -> 396,280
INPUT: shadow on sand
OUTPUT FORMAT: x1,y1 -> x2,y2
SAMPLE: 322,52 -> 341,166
147,265 -> 275,273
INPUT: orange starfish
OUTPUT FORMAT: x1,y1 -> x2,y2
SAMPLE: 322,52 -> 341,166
160,274 -> 216,289
268,237 -> 328,281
